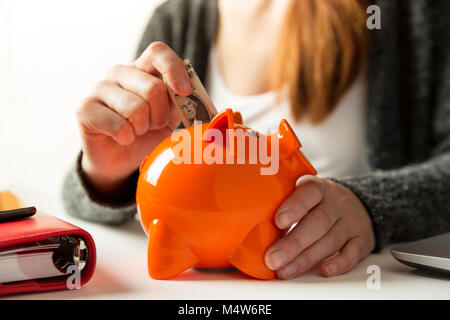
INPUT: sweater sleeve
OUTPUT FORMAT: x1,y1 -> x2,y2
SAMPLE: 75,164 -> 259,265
332,20 -> 450,251
62,152 -> 139,224
332,152 -> 450,252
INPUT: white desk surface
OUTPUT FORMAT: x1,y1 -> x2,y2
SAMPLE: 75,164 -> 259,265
3,212 -> 450,300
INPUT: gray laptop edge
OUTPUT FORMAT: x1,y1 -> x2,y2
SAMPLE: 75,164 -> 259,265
390,232 -> 450,274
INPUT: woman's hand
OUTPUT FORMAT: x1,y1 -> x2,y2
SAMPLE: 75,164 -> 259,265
265,176 -> 376,279
76,42 -> 191,197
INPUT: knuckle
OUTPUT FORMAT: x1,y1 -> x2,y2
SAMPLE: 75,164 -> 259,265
340,256 -> 352,270
343,254 -> 356,270
297,252 -> 312,271
143,79 -> 166,100
332,182 -> 355,206
107,64 -> 124,79
342,243 -> 361,268
112,118 -> 130,136
337,189 -> 353,206
288,232 -> 305,253
291,191 -> 308,215
308,179 -> 326,201
292,180 -> 325,214
353,241 -> 363,258
76,97 -> 95,119
128,95 -> 146,111
314,207 -> 331,229
92,80 -> 108,93
275,237 -> 298,258
165,63 -> 182,77
153,114 -> 169,129
306,177 -> 322,190
153,79 -> 167,94
123,97 -> 148,121
327,230 -> 342,251
341,222 -> 352,238
148,41 -> 167,54
302,175 -> 322,188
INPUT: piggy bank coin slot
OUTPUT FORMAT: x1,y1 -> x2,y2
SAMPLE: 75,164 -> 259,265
246,129 -> 259,138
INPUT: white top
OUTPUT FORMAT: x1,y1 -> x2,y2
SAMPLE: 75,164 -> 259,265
206,48 -> 370,178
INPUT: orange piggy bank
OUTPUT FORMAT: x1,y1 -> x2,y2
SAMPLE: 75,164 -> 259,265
136,109 -> 316,280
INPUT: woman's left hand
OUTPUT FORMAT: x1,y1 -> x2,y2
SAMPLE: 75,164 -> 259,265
265,176 -> 376,279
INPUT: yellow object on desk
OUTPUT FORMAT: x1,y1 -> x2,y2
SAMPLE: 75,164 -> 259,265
0,191 -> 21,211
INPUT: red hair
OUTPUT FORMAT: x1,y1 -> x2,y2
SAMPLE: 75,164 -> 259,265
271,0 -> 368,123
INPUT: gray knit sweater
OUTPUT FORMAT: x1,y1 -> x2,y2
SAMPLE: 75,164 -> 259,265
63,0 -> 450,251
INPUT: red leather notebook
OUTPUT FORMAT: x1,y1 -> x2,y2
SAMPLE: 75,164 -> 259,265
0,212 -> 96,296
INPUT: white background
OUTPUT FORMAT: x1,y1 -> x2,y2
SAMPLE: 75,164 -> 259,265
1,0 -> 449,300
0,0 -> 163,212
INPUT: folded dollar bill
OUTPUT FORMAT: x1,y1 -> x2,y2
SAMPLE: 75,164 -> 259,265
165,59 -> 218,128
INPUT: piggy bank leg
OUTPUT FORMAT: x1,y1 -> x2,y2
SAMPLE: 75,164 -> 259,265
228,220 -> 280,280
147,219 -> 199,279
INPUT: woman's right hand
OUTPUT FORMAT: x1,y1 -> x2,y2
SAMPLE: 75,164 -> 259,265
76,42 -> 192,197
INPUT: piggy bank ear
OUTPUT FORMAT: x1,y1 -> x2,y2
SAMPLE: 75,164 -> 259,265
278,119 -> 301,157
203,108 -> 235,142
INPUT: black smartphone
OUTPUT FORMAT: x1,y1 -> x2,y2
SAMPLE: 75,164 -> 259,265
0,207 -> 36,222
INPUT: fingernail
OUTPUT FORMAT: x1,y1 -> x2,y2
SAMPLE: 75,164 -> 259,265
325,264 -> 338,276
179,78 -> 191,95
277,211 -> 293,229
267,250 -> 286,270
280,263 -> 297,279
